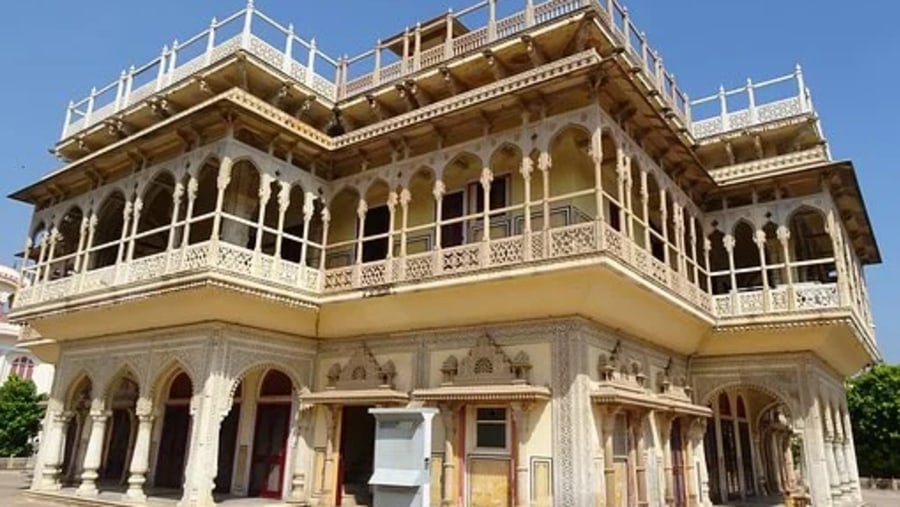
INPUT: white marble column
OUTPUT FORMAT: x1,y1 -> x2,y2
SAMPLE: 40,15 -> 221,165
76,407 -> 110,496
510,402 -> 531,507
125,399 -> 155,501
822,403 -> 842,503
520,158 -> 534,261
439,403 -> 457,507
36,409 -> 68,490
841,408 -> 862,502
289,404 -> 315,502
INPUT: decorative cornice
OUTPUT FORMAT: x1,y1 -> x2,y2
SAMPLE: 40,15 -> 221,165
710,146 -> 829,186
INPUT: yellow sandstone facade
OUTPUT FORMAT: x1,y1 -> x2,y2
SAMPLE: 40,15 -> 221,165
8,1 -> 878,506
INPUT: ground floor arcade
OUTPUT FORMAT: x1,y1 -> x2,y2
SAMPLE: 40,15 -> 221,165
29,319 -> 864,507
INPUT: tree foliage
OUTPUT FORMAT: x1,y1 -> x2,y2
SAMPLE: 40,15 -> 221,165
0,375 -> 46,457
846,363 -> 900,477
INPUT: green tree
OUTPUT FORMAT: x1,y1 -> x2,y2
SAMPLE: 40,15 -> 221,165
0,375 -> 47,457
846,363 -> 900,477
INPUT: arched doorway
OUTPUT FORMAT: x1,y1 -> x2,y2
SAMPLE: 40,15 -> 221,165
215,380 -> 242,494
705,387 -> 794,504
154,371 -> 193,489
248,369 -> 293,498
61,376 -> 92,484
101,375 -> 139,484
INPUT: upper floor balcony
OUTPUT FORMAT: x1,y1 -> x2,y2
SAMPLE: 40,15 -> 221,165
12,107 -> 876,367
55,0 -> 812,151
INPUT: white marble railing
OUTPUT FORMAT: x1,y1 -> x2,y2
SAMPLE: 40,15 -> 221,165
62,0 -> 702,140
691,67 -> 814,139
61,5 -> 337,140
15,241 -> 322,308
321,221 -> 712,315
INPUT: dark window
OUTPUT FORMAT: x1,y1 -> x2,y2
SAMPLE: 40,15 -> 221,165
441,192 -> 465,248
362,205 -> 390,262
471,175 -> 509,213
475,408 -> 507,449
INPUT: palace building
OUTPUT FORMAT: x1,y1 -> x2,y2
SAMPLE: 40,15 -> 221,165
8,1 -> 879,506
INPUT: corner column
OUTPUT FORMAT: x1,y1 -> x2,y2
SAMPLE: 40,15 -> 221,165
438,403 -> 458,507
36,407 -> 68,490
289,404 -> 315,502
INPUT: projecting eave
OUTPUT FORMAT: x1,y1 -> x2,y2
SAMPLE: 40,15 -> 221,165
717,160 -> 881,265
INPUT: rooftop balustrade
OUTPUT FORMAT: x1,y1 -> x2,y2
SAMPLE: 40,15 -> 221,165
59,0 -> 738,143
690,67 -> 814,139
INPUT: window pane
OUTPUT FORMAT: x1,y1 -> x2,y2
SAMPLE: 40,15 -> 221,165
476,423 -> 506,449
477,408 -> 506,421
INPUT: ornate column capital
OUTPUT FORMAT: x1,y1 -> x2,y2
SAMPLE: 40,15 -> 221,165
277,181 -> 292,213
480,167 -> 494,189
432,180 -> 446,200
519,157 -> 534,179
302,191 -> 317,220
723,234 -> 736,252
172,181 -> 185,203
187,176 -> 199,200
356,199 -> 368,220
399,188 -> 412,207
537,151 -> 551,172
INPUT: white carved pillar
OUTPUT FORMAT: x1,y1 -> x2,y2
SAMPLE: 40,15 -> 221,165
115,200 -> 134,268
624,156 -> 635,241
73,216 -> 89,274
480,167 -> 493,266
354,199 -> 368,286
703,238 -> 713,296
317,207 -> 331,284
78,214 -> 98,288
510,402 -> 531,507
179,339 -> 227,507
538,152 -> 551,256
42,228 -> 61,283
165,181 -> 185,270
591,127 -> 605,224
660,189 -> 670,266
690,217 -> 700,287
433,180 -> 445,273
641,171 -> 650,249
36,407 -> 67,490
273,181 -> 291,263
601,408 -> 618,507
252,174 -> 274,275
386,191 -> 398,280
673,204 -> 685,273
820,400 -> 842,503
754,229 -> 770,310
76,405 -> 109,496
615,148 -> 627,232
299,192 -> 316,275
832,408 -> 850,495
439,403 -> 457,507
521,157 -> 534,261
399,188 -> 411,260
125,196 -> 144,264
209,157 -> 234,263
289,404 -> 315,502
125,398 -> 154,501
723,234 -> 737,306
180,176 -> 199,252
320,405 -> 340,505
841,408 -> 862,501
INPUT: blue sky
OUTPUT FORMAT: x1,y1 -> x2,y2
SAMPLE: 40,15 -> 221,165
0,1 -> 896,361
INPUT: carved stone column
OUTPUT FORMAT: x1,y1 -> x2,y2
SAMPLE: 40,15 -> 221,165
289,403 -> 315,502
635,411 -> 649,506
520,158 -> 534,261
538,152 -> 551,257
299,191 -> 316,275
386,191 -> 398,280
432,180 -> 445,273
317,208 -> 331,288
658,414 -> 675,506
252,174 -> 274,275
76,406 -> 110,496
125,196 -> 144,263
320,404 -> 341,506
841,408 -> 862,501
36,409 -> 68,490
398,188 -> 411,275
125,398 -> 155,501
590,127 -> 604,224
822,404 -> 841,503
354,199 -> 368,286
510,402 -> 532,507
438,403 -> 458,507
600,407 -> 617,507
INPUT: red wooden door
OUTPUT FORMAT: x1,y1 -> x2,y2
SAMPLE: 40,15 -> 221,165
249,403 -> 291,498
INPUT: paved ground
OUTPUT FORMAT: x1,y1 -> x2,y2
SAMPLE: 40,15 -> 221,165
1,470 -> 899,506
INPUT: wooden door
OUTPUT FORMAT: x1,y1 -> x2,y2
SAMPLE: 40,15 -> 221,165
249,403 -> 291,498
155,405 -> 190,488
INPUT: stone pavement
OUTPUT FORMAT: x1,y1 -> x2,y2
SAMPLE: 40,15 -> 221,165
1,471 -> 898,507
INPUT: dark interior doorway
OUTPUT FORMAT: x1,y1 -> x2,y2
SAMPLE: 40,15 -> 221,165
337,406 -> 376,506
249,403 -> 291,498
